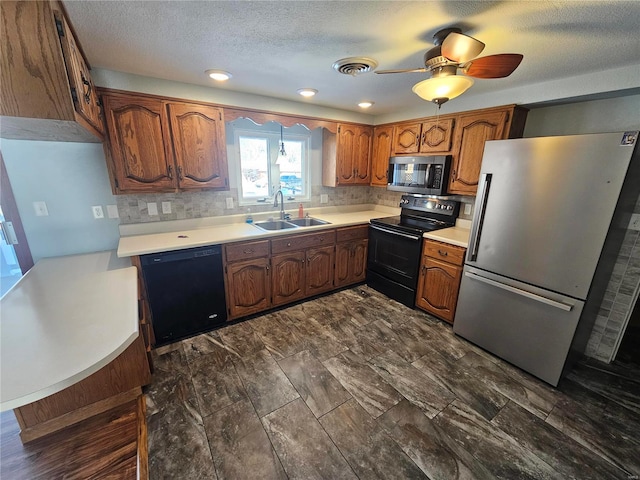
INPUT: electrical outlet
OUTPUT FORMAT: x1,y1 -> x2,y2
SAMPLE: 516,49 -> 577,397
162,201 -> 172,214
92,206 -> 104,219
320,194 -> 329,204
147,203 -> 158,216
33,201 -> 49,216
225,197 -> 234,209
463,203 -> 472,215
106,205 -> 119,219
629,213 -> 640,231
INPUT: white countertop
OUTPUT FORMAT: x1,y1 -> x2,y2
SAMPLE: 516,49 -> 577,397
0,251 -> 139,411
423,219 -> 472,248
117,205 -> 400,257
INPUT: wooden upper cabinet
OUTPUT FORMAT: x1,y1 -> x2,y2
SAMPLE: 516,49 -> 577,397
0,0 -> 103,142
354,126 -> 373,184
102,94 -> 176,193
449,106 -> 527,195
167,103 -> 229,190
322,124 -> 372,186
101,91 -> 230,194
336,125 -> 357,183
392,119 -> 454,155
56,12 -> 103,135
371,125 -> 392,187
392,123 -> 422,154
419,118 -> 454,154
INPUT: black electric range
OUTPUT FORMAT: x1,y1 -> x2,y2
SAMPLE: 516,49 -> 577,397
367,195 -> 460,307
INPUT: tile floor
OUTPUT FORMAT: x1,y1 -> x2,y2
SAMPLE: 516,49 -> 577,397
146,286 -> 640,479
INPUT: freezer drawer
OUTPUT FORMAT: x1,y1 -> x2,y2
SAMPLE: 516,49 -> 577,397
453,266 -> 584,386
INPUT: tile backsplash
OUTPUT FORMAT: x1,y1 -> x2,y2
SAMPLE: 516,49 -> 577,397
116,187 -> 475,224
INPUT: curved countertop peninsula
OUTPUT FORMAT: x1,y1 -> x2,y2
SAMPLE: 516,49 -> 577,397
0,251 -> 139,411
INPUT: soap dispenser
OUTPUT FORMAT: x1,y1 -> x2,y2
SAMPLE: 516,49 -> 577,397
245,208 -> 253,224
298,203 -> 304,218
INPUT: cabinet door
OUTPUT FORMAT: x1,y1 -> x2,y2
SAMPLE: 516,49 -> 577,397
416,257 -> 462,323
226,257 -> 271,319
419,118 -> 454,154
306,245 -> 334,296
334,242 -> 352,288
102,94 -> 176,193
392,123 -> 421,154
271,251 -> 305,307
371,126 -> 392,187
167,103 -> 229,190
55,13 -> 103,134
449,110 -> 508,195
336,125 -> 357,184
354,126 -> 372,184
350,239 -> 368,284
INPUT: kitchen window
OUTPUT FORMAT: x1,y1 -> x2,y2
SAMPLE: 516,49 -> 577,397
235,128 -> 310,205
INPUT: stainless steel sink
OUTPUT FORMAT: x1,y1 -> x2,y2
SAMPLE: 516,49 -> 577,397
287,217 -> 331,227
253,220 -> 299,231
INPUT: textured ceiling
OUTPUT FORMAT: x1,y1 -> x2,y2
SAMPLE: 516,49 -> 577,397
63,1 -> 640,115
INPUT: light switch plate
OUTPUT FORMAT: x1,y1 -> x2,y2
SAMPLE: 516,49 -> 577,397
464,203 -> 472,215
33,201 -> 49,216
320,194 -> 329,204
106,204 -> 119,219
226,197 -> 234,209
147,202 -> 158,216
162,201 -> 172,214
92,206 -> 104,219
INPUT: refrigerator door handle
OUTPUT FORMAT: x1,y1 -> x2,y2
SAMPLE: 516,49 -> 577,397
465,271 -> 574,312
468,173 -> 492,261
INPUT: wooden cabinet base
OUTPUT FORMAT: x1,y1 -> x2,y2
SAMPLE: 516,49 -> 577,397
12,335 -> 151,443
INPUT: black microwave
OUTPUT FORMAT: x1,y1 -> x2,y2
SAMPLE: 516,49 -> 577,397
387,155 -> 451,195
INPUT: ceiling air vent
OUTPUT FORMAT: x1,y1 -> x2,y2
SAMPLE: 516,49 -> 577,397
332,57 -> 378,76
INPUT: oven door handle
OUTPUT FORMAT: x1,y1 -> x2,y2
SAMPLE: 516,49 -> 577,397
370,224 -> 422,241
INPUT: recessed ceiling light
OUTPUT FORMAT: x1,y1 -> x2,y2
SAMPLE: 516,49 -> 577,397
358,101 -> 374,109
205,69 -> 232,81
297,88 -> 318,97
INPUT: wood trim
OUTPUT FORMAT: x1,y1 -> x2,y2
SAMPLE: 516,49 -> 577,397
137,394 -> 148,480
18,387 -> 141,443
373,104 -> 525,128
0,151 -> 34,273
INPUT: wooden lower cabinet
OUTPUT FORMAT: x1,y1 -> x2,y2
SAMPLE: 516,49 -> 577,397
271,251 -> 306,307
224,240 -> 271,319
334,225 -> 368,288
416,240 -> 466,324
306,245 -> 335,296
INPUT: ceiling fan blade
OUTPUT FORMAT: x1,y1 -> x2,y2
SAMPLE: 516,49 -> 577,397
375,68 -> 428,74
441,32 -> 485,63
463,54 -> 523,78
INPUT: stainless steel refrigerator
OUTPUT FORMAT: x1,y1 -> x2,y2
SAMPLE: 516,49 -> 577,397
453,131 -> 640,386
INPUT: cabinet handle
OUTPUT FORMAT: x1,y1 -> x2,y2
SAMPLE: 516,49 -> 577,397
266,265 -> 270,271
243,249 -> 254,254
421,132 -> 426,146
415,135 -> 420,147
319,237 -> 324,242
81,73 -> 92,104
167,165 -> 173,179
421,265 -> 426,274
438,250 -> 448,257
178,166 -> 184,180
286,242 -> 291,247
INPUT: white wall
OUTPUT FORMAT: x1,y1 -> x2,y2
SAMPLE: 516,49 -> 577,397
1,140 -> 120,263
523,94 -> 640,137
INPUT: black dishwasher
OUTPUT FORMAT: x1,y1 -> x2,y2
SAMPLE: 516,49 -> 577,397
141,245 -> 227,346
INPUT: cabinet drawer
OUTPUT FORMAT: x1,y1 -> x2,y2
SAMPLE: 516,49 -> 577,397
225,240 -> 270,262
336,225 -> 369,242
271,230 -> 336,254
423,239 -> 466,266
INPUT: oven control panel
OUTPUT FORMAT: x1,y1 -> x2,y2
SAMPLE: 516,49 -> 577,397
400,195 -> 460,217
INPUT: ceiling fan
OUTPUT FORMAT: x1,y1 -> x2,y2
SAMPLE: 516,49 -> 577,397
376,28 -> 523,106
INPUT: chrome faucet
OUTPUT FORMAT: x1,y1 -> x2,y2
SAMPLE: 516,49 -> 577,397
273,189 -> 287,220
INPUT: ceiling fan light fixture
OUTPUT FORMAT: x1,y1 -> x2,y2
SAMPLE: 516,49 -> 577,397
412,75 -> 474,104
205,69 -> 232,81
297,88 -> 318,97
358,101 -> 374,108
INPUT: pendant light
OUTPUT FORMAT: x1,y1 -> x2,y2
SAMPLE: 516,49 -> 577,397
276,125 -> 286,165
